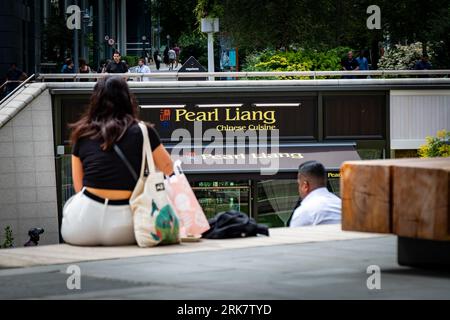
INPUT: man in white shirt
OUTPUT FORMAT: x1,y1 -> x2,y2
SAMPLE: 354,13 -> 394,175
290,161 -> 341,227
137,58 -> 151,81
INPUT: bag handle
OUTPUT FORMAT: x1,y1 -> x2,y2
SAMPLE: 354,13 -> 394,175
137,122 -> 157,177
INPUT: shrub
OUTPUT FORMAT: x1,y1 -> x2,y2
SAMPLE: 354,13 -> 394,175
1,226 -> 14,249
122,55 -> 140,68
418,129 -> 450,158
242,47 -> 352,79
378,42 -> 434,70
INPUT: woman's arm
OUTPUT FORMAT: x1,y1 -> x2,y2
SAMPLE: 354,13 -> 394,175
153,144 -> 174,176
72,155 -> 84,193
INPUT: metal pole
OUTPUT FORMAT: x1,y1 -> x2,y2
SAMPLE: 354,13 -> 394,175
157,14 -> 160,50
80,15 -> 85,61
207,32 -> 214,81
74,29 -> 79,72
73,0 -> 79,72
120,0 -> 127,55
98,0 -> 105,66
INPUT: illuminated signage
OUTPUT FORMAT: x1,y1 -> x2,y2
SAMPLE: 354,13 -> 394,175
137,96 -> 317,139
174,108 -> 276,124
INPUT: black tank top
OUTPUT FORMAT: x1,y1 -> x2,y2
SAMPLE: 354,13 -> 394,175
72,123 -> 161,191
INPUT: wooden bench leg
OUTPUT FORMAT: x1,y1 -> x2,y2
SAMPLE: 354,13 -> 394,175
398,237 -> 450,270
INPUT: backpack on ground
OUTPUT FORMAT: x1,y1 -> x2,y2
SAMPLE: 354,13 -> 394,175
202,210 -> 270,239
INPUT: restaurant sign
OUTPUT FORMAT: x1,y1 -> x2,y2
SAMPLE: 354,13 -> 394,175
140,96 -> 317,140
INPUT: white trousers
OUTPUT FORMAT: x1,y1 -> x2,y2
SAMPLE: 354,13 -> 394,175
61,188 -> 136,246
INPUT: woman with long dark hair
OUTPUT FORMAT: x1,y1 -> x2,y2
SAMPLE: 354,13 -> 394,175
61,76 -> 174,246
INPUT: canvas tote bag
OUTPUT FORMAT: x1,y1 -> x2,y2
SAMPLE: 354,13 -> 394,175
130,122 -> 181,247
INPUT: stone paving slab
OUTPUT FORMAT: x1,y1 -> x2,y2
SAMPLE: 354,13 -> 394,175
1,236 -> 449,300
0,225 -> 384,269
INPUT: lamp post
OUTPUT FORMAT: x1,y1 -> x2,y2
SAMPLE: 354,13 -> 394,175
166,34 -> 170,49
81,9 -> 91,64
141,35 -> 147,63
201,17 -> 219,81
142,35 -> 147,59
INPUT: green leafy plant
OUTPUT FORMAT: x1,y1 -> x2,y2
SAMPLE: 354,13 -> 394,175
418,130 -> 450,158
242,46 -> 352,79
122,55 -> 140,68
1,226 -> 14,249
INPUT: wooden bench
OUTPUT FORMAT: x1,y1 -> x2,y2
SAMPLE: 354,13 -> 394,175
341,157 -> 450,268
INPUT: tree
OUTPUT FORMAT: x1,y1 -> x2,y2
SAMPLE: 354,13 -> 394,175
152,0 -> 199,46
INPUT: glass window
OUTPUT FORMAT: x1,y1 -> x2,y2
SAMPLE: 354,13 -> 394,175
256,180 -> 299,228
191,181 -> 250,219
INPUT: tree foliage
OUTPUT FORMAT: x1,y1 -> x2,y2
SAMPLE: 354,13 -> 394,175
186,0 -> 450,68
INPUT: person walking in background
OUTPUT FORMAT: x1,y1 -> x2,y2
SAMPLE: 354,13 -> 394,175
356,50 -> 369,78
61,58 -> 75,74
341,51 -> 359,79
5,63 -> 27,95
173,44 -> 181,68
105,51 -> 128,74
163,46 -> 169,67
168,47 -> 176,71
137,58 -> 151,81
61,76 -> 174,246
356,50 -> 369,71
61,58 -> 75,82
79,58 -> 91,82
414,54 -> 432,78
153,50 -> 161,70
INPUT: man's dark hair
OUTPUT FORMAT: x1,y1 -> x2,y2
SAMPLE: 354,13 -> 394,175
113,51 -> 121,56
298,161 -> 327,186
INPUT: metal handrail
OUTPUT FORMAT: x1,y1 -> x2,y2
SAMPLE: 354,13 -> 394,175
0,74 -> 36,106
0,80 -> 24,92
36,70 -> 450,82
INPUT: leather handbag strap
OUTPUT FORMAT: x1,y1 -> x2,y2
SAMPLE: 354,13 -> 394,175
113,144 -> 138,182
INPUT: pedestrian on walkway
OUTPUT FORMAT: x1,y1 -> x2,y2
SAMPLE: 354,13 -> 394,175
341,51 -> 359,79
137,58 -> 151,81
414,54 -> 432,78
163,46 -> 169,67
62,76 -> 174,246
356,50 -> 369,79
153,50 -> 162,70
5,62 -> 27,95
356,50 -> 369,70
79,58 -> 91,82
61,58 -> 75,74
168,47 -> 176,70
173,44 -> 181,68
105,51 -> 128,74
61,58 -> 75,82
